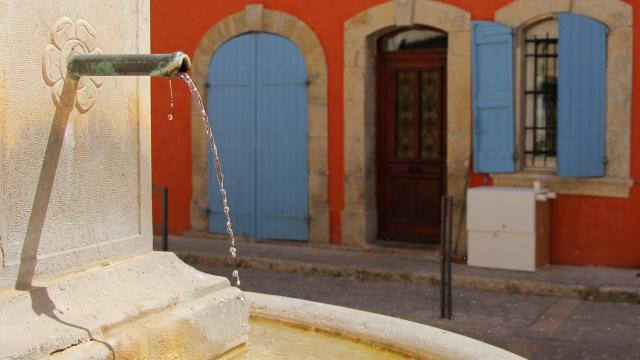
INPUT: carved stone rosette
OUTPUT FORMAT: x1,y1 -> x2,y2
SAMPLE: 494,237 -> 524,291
42,17 -> 103,113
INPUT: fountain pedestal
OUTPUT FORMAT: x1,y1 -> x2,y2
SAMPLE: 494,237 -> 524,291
0,1 -> 247,358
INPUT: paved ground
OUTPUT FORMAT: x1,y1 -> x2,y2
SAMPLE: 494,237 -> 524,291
200,265 -> 640,360
153,236 -> 640,358
157,235 -> 640,303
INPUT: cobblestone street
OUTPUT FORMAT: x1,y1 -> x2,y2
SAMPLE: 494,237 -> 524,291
200,265 -> 640,360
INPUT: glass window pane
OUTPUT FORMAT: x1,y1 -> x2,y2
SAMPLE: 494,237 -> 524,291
396,71 -> 416,160
419,70 -> 440,160
383,29 -> 447,52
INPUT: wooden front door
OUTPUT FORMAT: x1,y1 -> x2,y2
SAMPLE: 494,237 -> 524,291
377,50 -> 446,243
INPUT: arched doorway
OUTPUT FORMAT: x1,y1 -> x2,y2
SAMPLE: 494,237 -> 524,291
207,33 -> 308,241
190,6 -> 329,245
376,27 -> 448,243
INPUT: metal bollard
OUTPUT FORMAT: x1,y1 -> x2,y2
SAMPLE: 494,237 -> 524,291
440,195 -> 453,319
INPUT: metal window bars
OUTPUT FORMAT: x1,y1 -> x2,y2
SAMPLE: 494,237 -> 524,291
524,34 -> 558,168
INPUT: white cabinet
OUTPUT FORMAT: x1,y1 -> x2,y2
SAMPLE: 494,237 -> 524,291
467,187 -> 553,271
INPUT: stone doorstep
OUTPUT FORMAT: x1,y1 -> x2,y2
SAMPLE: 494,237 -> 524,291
180,230 -> 443,260
176,251 -> 640,305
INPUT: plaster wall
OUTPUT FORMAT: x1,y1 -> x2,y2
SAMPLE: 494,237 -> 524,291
151,0 -> 640,267
0,0 -> 152,289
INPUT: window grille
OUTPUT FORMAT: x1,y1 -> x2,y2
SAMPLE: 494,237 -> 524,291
524,34 -> 558,168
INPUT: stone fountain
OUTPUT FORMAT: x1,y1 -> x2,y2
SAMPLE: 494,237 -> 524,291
0,2 -> 247,358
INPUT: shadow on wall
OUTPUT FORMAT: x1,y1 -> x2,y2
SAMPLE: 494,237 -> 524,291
14,73 -> 115,358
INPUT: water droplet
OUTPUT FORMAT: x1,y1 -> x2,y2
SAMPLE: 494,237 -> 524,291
167,79 -> 174,121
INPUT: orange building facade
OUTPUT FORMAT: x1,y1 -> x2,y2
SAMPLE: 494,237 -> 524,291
151,0 -> 640,267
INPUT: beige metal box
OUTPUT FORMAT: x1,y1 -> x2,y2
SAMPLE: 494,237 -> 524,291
467,187 -> 552,271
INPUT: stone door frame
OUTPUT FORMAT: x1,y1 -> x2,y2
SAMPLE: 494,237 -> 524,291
342,0 -> 472,251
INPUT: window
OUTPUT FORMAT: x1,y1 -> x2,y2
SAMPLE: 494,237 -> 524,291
382,29 -> 447,52
523,20 -> 558,170
472,14 -> 608,178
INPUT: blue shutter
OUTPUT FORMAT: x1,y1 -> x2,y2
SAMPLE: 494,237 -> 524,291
557,13 -> 607,177
472,21 -> 515,173
256,34 -> 308,240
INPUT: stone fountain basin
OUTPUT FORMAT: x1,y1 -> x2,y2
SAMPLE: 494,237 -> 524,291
242,292 -> 524,360
6,252 -> 520,360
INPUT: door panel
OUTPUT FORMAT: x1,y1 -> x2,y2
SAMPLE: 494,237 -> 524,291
207,33 -> 308,240
208,34 -> 256,236
391,177 -> 414,223
378,51 -> 446,243
256,34 -> 308,240
417,178 -> 441,227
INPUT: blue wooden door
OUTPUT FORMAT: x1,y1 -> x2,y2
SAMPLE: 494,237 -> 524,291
208,34 -> 256,237
207,33 -> 308,240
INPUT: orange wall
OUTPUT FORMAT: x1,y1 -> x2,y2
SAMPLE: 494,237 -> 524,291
151,0 -> 639,267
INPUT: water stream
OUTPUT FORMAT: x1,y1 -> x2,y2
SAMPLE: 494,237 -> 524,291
167,79 -> 174,121
181,73 -> 240,287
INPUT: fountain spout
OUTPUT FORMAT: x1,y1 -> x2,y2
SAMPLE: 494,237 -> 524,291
68,51 -> 191,78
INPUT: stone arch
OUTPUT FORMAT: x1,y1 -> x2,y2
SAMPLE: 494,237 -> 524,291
493,0 -> 633,196
495,0 -> 632,29
342,0 -> 472,250
190,5 -> 329,244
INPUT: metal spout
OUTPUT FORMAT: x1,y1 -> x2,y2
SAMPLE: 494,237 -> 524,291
68,51 -> 191,78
